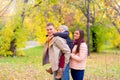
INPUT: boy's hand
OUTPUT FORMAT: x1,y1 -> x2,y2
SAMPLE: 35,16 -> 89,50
54,29 -> 58,33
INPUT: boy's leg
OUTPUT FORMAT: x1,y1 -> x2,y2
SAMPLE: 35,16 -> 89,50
54,71 -> 62,80
59,54 -> 65,68
55,64 -> 70,80
61,64 -> 70,80
46,67 -> 53,74
55,68 -> 63,79
55,54 -> 65,79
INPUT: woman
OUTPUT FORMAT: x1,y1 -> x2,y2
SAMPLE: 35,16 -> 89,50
70,29 -> 88,80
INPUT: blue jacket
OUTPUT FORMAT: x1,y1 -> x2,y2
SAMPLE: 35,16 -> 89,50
54,31 -> 73,50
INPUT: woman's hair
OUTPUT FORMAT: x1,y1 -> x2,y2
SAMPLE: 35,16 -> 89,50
75,29 -> 84,53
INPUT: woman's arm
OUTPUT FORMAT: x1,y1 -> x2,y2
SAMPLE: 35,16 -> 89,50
71,43 -> 88,62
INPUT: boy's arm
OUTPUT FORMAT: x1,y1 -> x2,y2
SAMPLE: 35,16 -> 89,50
71,43 -> 88,62
54,31 -> 69,39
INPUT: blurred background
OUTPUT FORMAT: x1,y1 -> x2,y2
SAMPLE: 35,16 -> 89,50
0,0 -> 120,80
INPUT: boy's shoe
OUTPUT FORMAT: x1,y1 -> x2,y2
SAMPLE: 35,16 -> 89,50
55,68 -> 63,79
46,67 -> 53,74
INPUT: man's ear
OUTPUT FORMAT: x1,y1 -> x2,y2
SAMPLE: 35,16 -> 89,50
46,35 -> 48,37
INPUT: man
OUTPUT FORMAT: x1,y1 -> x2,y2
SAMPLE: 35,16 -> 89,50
42,22 -> 71,80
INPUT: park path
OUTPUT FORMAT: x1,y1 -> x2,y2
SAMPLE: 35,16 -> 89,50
21,41 -> 40,50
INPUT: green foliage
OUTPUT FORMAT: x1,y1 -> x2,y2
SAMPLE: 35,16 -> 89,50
0,21 -> 14,56
0,15 -> 28,56
0,22 -> 5,30
48,0 -> 59,4
110,28 -> 120,48
29,0 -> 87,45
1,0 -> 120,55
91,22 -> 110,51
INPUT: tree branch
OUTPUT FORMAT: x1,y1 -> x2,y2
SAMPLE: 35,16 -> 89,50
33,1 -> 42,8
115,0 -> 120,9
0,0 -> 13,17
24,1 -> 42,17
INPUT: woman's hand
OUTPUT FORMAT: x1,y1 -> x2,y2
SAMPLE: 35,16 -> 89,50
70,53 -> 75,58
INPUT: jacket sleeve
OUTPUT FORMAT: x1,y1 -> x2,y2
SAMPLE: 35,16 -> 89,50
71,43 -> 88,62
42,43 -> 49,65
54,37 -> 71,67
54,31 -> 69,39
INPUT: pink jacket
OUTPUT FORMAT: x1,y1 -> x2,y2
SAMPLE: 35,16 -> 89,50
70,43 -> 88,70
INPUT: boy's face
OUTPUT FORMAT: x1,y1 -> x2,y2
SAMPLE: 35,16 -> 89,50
58,28 -> 65,32
46,25 -> 55,36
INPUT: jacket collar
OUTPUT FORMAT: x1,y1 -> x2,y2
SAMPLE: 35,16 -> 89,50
45,37 -> 57,48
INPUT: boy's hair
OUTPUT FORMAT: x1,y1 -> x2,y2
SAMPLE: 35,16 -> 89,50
46,22 -> 54,27
60,25 -> 68,31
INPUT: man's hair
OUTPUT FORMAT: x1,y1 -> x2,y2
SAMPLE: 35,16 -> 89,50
46,22 -> 54,27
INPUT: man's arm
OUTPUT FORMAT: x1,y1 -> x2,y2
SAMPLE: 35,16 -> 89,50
54,36 -> 71,69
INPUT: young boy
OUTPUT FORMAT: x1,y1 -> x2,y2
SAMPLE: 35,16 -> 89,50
46,25 -> 73,79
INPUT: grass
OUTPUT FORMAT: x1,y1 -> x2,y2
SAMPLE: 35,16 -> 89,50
0,46 -> 52,80
85,53 -> 120,80
0,46 -> 120,80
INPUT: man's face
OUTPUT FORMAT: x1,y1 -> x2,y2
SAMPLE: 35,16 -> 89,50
46,25 -> 55,36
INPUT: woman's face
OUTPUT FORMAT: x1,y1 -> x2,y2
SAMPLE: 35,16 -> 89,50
74,30 -> 80,40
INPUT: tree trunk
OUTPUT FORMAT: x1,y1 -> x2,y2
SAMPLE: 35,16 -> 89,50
10,38 -> 16,57
87,0 -> 90,56
92,30 -> 97,52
